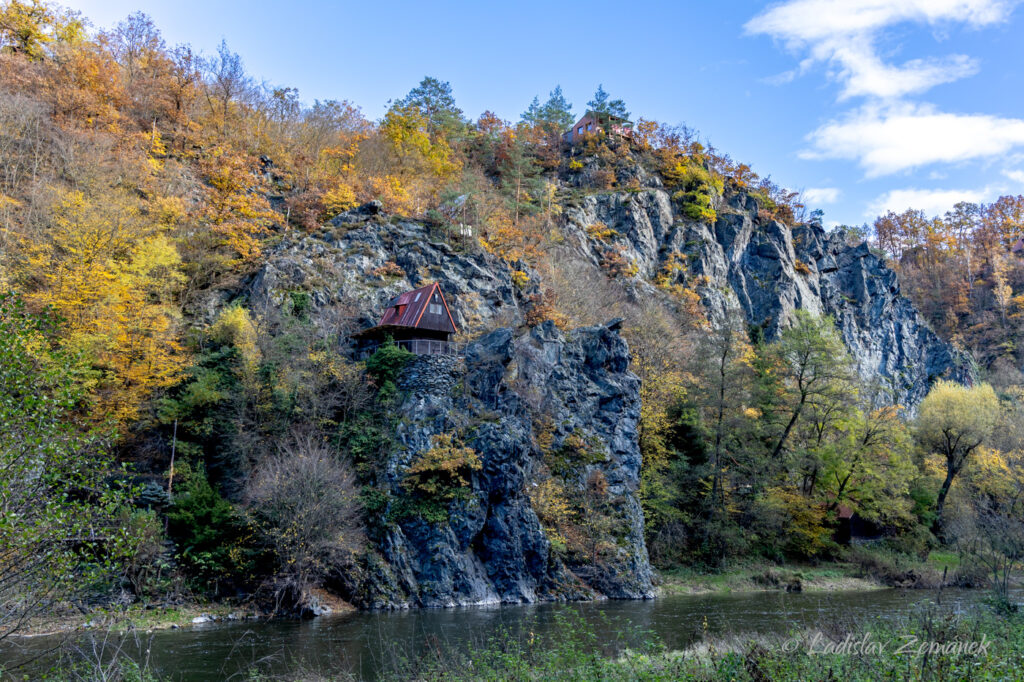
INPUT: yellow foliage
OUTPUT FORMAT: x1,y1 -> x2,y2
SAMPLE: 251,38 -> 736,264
322,181 -> 358,216
402,433 -> 482,499
586,221 -> 616,242
381,103 -> 460,179
763,487 -> 831,558
19,188 -> 184,424
195,150 -> 277,264
368,175 -> 414,215
209,305 -> 260,370
528,475 -> 575,549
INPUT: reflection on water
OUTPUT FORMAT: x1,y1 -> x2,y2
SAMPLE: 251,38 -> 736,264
1,588 -> 1013,681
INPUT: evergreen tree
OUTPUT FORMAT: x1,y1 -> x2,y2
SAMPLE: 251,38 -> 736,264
538,85 -> 574,130
587,84 -> 629,119
394,76 -> 465,139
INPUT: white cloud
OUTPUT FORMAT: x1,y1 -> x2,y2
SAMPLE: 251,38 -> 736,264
803,187 -> 842,204
745,0 -> 1016,99
801,103 -> 1024,176
867,186 -> 997,216
1005,169 -> 1024,184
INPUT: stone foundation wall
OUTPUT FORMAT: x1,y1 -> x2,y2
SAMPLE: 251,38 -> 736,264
397,354 -> 462,395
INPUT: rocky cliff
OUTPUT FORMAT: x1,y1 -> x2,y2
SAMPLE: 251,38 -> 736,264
340,322 -> 653,608
234,182 -> 969,609
564,188 -> 973,406
242,205 -> 652,608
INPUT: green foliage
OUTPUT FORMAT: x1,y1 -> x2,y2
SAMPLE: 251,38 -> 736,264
364,339 -> 414,397
664,159 -> 721,224
0,292 -> 141,636
394,75 -> 465,140
522,85 -> 575,138
544,428 -> 608,479
587,84 -> 629,120
165,465 -> 253,589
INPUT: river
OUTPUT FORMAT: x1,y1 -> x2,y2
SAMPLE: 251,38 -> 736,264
2,587 -> 1015,680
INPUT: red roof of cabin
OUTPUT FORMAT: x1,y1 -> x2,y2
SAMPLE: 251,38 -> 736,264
377,282 -> 457,334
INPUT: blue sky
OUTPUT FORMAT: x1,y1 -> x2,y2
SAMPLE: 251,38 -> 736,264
64,0 -> 1024,227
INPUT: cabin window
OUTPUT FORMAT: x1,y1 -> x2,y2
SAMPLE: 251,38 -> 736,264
587,123 -> 592,131
577,126 -> 583,135
429,303 -> 442,315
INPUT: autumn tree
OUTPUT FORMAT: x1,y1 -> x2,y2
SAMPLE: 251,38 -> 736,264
0,0 -> 53,60
688,310 -> 753,515
203,39 -> 252,136
19,187 -> 185,424
916,380 -> 999,535
768,310 -> 855,464
818,405 -> 915,526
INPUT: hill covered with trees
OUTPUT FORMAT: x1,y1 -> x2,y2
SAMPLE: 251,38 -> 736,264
1,1 -> 1022,630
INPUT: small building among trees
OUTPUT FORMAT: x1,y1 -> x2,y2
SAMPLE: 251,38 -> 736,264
352,282 -> 459,355
564,111 -> 633,143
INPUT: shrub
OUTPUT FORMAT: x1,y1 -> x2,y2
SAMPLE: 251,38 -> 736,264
208,305 -> 260,369
398,433 -> 482,523
592,169 -> 616,190
166,465 -> 252,590
525,291 -> 569,329
793,259 -> 812,276
600,244 -> 639,278
364,339 -> 413,396
545,428 -> 608,479
371,261 -> 405,279
586,221 -> 617,242
245,433 -> 364,605
321,182 -> 358,216
529,475 -> 575,554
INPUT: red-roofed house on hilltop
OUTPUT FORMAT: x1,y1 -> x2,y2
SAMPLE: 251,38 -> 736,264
351,282 -> 460,355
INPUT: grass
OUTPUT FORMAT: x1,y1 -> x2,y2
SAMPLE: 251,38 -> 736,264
658,548 -> 982,596
657,559 -> 882,595
18,602 -> 259,637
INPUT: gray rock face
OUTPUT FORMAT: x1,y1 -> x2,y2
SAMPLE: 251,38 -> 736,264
244,205 -> 536,336
353,321 -> 654,608
565,188 -> 973,406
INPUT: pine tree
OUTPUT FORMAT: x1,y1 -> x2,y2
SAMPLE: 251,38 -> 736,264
587,84 -> 629,119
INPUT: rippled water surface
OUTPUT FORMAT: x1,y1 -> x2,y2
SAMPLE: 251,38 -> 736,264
3,587 -> 1015,680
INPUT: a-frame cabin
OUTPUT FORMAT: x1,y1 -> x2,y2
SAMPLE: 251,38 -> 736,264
352,282 -> 459,355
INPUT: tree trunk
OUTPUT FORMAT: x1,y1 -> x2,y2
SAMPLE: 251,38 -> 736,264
933,464 -> 958,538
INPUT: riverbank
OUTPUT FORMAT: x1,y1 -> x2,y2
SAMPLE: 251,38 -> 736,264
9,550 -> 993,640
657,562 -> 883,595
14,603 -> 262,638
656,549 -> 982,596
7,585 -> 1019,680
